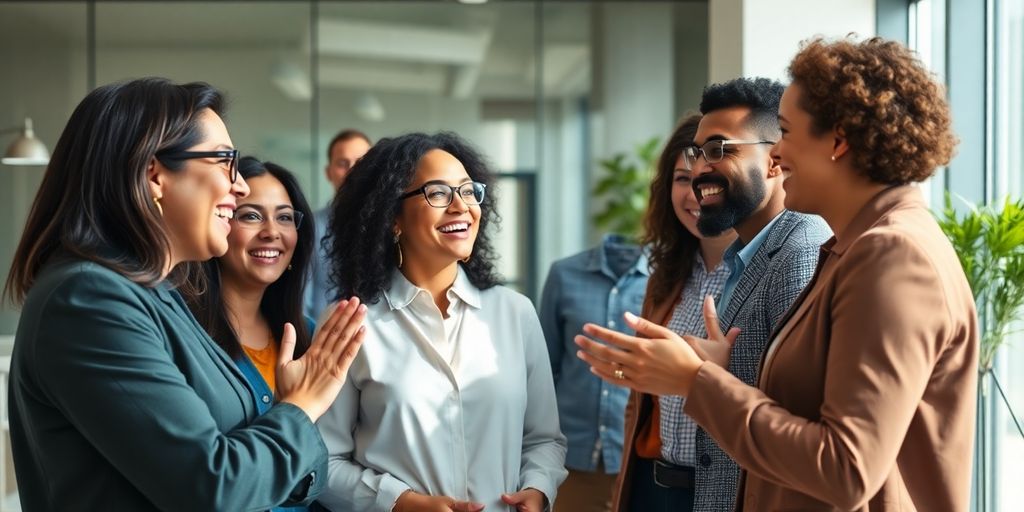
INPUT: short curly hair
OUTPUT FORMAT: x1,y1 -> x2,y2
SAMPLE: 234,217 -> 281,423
327,132 -> 501,304
788,36 -> 957,184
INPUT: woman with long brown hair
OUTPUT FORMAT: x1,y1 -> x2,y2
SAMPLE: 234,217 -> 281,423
612,114 -> 737,512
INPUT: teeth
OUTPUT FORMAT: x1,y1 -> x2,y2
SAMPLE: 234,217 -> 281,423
438,222 -> 469,233
250,250 -> 281,258
699,185 -> 724,197
214,207 -> 234,220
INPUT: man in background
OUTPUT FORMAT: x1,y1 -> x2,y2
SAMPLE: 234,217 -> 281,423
305,129 -> 372,320
540,234 -> 649,512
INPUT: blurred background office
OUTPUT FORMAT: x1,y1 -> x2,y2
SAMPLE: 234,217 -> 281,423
0,1 -> 1020,511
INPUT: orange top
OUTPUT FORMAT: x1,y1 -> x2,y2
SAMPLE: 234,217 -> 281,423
242,341 -> 279,393
635,400 -> 662,458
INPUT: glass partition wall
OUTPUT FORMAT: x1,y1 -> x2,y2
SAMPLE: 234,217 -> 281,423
0,1 -> 706,328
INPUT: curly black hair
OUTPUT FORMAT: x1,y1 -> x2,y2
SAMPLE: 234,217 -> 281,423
327,132 -> 501,304
700,77 -> 786,141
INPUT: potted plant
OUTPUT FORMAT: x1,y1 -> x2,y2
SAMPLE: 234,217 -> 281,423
592,136 -> 661,239
936,194 -> 1024,512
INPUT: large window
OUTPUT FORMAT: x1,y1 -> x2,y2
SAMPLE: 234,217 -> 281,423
910,0 -> 1023,510
992,0 -> 1024,510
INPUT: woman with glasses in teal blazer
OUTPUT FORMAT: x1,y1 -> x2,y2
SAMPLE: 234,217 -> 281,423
4,77 -> 366,511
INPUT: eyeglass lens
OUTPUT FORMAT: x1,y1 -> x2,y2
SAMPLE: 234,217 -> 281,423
423,182 -> 485,208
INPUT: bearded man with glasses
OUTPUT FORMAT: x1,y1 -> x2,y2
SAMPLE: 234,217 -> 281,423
606,77 -> 832,512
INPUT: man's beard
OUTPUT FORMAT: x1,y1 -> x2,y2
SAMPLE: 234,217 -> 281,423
695,166 -> 767,237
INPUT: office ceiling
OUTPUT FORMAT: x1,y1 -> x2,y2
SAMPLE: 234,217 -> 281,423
0,1 -> 593,100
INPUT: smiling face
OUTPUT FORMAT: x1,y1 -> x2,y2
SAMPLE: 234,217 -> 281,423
671,154 -> 703,238
218,174 -> 299,291
690,106 -> 773,237
773,84 -> 836,215
395,149 -> 481,273
151,109 -> 250,265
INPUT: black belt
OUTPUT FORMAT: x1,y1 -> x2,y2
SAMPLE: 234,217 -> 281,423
652,459 -> 695,489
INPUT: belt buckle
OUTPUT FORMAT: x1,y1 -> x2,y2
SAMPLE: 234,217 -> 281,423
652,459 -> 672,489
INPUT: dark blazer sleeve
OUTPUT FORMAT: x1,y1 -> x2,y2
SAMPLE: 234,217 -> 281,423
31,269 -> 327,510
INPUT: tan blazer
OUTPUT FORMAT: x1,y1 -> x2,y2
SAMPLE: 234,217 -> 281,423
685,186 -> 978,511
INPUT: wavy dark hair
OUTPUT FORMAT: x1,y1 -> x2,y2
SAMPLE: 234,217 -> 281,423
5,77 -> 223,305
327,132 -> 501,304
641,114 -> 703,308
185,157 -> 315,359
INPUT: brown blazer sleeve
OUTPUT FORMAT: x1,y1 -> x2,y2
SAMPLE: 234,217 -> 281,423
683,221 -> 977,510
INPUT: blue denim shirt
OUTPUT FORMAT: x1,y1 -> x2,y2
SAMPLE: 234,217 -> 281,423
539,234 -> 649,473
236,316 -> 317,512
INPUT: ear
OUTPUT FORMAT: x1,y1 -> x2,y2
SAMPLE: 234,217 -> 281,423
766,151 -> 784,178
146,158 -> 164,200
832,125 -> 850,161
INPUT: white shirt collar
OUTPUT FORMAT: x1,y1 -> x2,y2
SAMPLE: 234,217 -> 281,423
383,266 -> 482,311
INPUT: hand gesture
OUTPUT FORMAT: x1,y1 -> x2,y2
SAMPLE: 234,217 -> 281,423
681,294 -> 740,368
574,302 -> 739,396
501,488 -> 546,512
393,490 -> 484,512
276,298 -> 367,422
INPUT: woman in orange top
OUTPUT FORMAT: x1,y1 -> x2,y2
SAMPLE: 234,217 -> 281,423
186,157 -> 320,509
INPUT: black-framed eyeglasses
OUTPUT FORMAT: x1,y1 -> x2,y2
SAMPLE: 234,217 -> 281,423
681,140 -> 775,170
157,149 -> 240,183
400,181 -> 487,208
232,205 -> 305,231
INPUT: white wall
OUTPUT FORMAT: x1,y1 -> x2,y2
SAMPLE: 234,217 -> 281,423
711,0 -> 876,84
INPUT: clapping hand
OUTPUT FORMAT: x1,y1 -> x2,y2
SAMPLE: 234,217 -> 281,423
574,295 -> 739,396
276,298 -> 367,422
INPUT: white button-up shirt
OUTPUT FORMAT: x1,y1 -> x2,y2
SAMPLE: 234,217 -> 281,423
317,268 -> 568,512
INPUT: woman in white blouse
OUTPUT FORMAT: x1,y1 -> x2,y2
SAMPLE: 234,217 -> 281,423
317,132 -> 567,512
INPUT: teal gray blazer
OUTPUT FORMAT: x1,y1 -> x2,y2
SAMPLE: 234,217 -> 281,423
9,258 -> 328,511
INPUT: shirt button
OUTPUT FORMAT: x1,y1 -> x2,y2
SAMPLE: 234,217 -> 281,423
599,425 -> 606,432
610,287 -> 619,295
602,389 -> 609,397
261,395 -> 271,404
699,453 -> 712,467
608,320 -> 616,328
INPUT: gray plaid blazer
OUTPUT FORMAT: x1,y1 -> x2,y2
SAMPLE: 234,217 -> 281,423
692,210 -> 832,511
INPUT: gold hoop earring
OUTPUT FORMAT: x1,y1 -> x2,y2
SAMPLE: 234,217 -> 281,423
152,196 -> 163,217
287,264 -> 292,271
462,255 -> 471,264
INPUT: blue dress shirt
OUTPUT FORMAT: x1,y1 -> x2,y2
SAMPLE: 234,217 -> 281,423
539,234 -> 650,473
718,212 -> 782,313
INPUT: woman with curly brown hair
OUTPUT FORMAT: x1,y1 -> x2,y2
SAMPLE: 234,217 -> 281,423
577,36 -> 977,511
